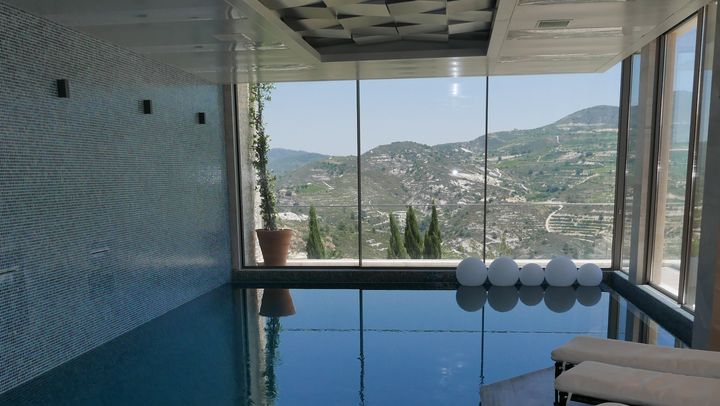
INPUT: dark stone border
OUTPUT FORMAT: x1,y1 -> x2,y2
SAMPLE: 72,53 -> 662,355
232,268 -> 458,286
231,268 -> 614,287
606,271 -> 694,345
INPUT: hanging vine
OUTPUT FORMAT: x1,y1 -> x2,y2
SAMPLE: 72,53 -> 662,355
249,83 -> 278,231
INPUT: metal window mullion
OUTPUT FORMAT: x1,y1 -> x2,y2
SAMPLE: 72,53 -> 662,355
231,84 -> 248,269
644,36 -> 666,287
612,57 -> 633,270
678,9 -> 706,305
356,80 -> 363,267
482,76 -> 489,262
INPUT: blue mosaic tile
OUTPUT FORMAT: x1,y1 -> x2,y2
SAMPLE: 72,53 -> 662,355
0,3 -> 231,394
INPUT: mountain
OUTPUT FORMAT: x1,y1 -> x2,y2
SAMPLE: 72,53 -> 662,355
553,105 -> 619,128
268,148 -> 328,173
270,105 -> 620,260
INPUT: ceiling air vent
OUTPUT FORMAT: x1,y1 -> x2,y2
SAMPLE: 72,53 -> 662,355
520,0 -> 630,5
507,27 -> 623,40
536,19 -> 571,29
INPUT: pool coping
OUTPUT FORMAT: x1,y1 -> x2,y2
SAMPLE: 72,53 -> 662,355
233,269 -> 694,345
605,271 -> 694,345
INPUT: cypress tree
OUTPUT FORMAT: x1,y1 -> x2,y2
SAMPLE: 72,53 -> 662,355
404,206 -> 423,259
306,206 -> 326,259
388,213 -> 408,259
423,203 -> 442,259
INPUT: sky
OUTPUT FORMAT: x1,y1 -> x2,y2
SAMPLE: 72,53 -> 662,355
265,63 -> 622,156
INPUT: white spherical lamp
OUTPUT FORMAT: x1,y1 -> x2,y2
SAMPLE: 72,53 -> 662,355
545,256 -> 577,287
576,286 -> 602,307
519,263 -> 544,286
456,257 -> 487,286
488,286 -> 519,312
544,286 -> 576,313
488,257 -> 519,286
577,263 -> 603,286
456,286 -> 487,312
519,286 -> 544,306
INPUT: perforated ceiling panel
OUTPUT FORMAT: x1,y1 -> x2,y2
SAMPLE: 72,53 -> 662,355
259,0 -> 496,60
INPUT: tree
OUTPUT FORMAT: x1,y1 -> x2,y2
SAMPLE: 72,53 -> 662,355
423,202 -> 442,259
404,206 -> 423,259
498,233 -> 512,256
306,206 -> 325,259
388,213 -> 408,259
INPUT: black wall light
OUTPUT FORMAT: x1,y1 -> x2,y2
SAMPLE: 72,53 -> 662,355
142,99 -> 153,114
197,112 -> 206,124
56,79 -> 69,98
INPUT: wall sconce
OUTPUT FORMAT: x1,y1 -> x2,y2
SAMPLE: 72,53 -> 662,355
142,100 -> 152,114
56,79 -> 69,98
197,112 -> 206,124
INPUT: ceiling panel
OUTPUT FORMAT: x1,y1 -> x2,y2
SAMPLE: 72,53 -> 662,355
256,0 -> 496,60
2,0 -> 712,82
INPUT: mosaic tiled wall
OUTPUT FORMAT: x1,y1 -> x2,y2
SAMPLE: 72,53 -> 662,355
0,3 -> 231,393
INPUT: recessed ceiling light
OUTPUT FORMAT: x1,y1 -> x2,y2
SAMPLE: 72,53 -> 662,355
233,43 -> 288,51
213,34 -> 287,51
229,8 -> 247,20
236,64 -> 314,72
213,33 -> 255,42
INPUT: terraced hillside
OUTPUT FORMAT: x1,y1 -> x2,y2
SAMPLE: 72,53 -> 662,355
270,105 -> 619,261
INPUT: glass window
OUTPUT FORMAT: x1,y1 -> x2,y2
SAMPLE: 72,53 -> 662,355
486,66 -> 622,266
621,54 -> 643,272
650,17 -> 698,297
260,81 -> 359,266
359,78 -> 487,266
686,4 -> 715,309
242,72 -> 625,268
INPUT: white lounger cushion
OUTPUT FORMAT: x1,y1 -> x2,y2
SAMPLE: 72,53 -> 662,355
551,336 -> 720,378
556,361 -> 720,406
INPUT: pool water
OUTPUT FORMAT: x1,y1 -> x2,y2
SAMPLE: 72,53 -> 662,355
0,285 -> 678,405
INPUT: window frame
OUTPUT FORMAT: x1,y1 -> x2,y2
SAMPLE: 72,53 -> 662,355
645,11 -> 705,302
236,69 -> 624,269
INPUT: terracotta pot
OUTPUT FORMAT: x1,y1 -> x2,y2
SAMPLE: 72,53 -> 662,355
256,229 -> 293,266
259,289 -> 296,317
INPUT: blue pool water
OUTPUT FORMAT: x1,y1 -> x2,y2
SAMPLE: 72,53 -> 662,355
0,285 -> 677,405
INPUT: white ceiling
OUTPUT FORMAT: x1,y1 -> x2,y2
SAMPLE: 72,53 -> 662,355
4,0 -> 712,82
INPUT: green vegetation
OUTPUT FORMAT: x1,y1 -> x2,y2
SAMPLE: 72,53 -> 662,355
271,105 -> 621,260
305,206 -> 326,259
388,213 -> 408,259
404,206 -> 423,259
249,83 -> 278,231
264,317 -> 280,402
423,202 -> 442,259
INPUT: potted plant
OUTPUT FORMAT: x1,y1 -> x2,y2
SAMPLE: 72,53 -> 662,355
250,83 -> 293,266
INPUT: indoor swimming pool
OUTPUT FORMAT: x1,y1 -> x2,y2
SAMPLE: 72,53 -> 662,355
0,285 -> 679,405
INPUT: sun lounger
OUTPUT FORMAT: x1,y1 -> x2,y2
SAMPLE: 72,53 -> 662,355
551,336 -> 720,378
555,361 -> 720,406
